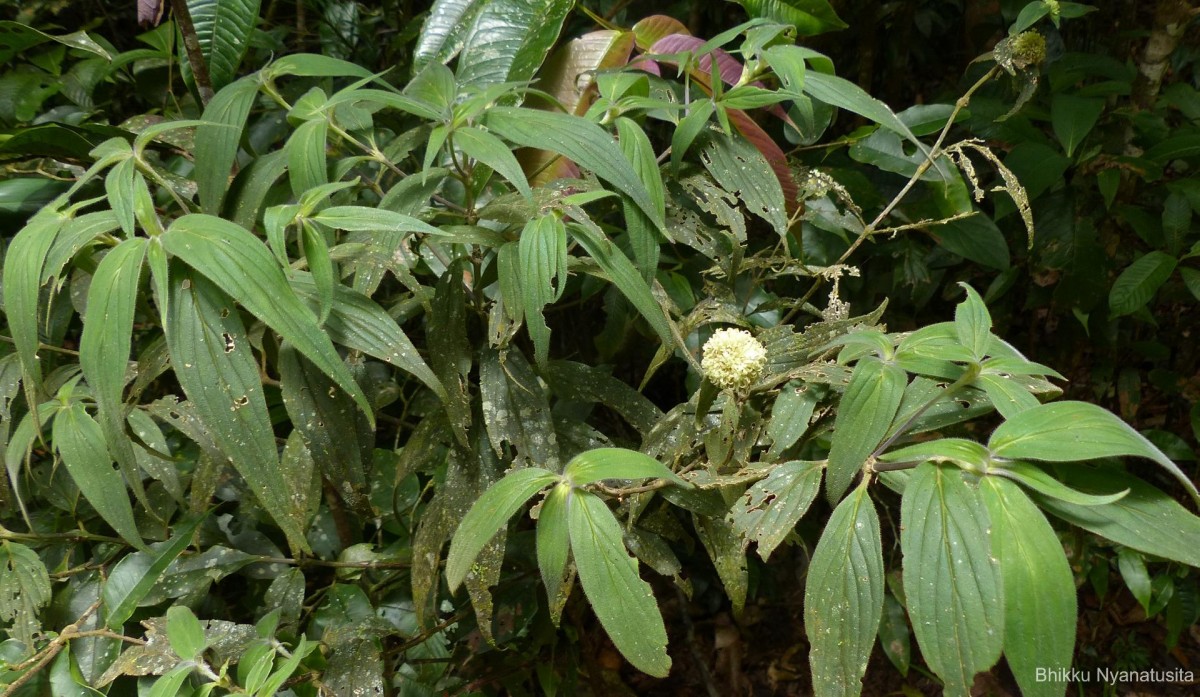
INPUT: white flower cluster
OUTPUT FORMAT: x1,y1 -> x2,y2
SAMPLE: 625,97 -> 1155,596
702,328 -> 768,392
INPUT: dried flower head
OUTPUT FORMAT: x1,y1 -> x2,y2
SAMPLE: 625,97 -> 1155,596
702,329 -> 768,392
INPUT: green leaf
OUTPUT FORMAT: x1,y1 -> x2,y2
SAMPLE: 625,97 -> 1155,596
988,401 -> 1200,505
733,0 -> 847,35
826,357 -> 906,503
954,283 -> 991,360
517,214 -> 567,365
414,0 -> 491,73
730,460 -> 822,560
879,438 -> 991,471
804,485 -> 883,697
614,117 -> 663,281
185,0 -> 262,91
1051,94 -> 1104,158
542,361 -> 663,437
766,383 -> 820,460
975,373 -> 1040,420
988,461 -> 1129,506
695,514 -> 749,616
103,516 -> 206,631
568,490 -> 671,677
445,467 -> 559,591
0,21 -> 111,64
901,464 -> 1004,695
933,214 -> 1011,271
454,126 -> 533,200
105,156 -> 137,237
279,344 -> 372,516
299,222 -> 333,325
308,206 -> 444,237
803,70 -> 927,155
0,541 -> 51,651
166,606 -> 207,660
567,211 -> 678,351
563,447 -> 685,487
1108,251 -> 1177,317
196,76 -> 258,215
287,272 -> 446,401
484,108 -> 664,229
162,214 -> 374,426
536,482 -> 571,614
1011,2 -> 1051,33
3,206 -> 68,408
480,348 -> 560,469
79,237 -> 149,514
1033,467 -> 1200,567
286,118 -> 329,197
671,99 -> 715,172
53,404 -> 144,548
268,54 -> 375,78
1117,548 -> 1152,616
164,268 -> 308,553
701,130 -> 789,235
1181,267 -> 1200,302
427,261 -> 472,443
981,477 -> 1075,697
455,0 -> 575,88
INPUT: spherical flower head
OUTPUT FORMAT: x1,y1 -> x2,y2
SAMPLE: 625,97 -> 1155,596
1011,31 -> 1046,68
702,329 -> 768,392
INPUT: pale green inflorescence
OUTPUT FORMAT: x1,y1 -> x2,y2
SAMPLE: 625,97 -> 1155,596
702,328 -> 768,392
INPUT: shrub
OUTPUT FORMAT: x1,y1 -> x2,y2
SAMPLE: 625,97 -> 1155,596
0,1 -> 1197,695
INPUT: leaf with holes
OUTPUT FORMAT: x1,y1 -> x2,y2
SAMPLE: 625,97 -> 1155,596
730,460 -> 821,560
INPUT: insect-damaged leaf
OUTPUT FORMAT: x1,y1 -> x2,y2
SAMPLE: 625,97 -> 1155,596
162,214 -> 374,427
164,267 -> 308,553
480,347 -> 560,470
279,344 -> 373,517
730,460 -> 822,560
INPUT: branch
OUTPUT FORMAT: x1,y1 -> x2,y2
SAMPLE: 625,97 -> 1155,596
170,0 -> 215,105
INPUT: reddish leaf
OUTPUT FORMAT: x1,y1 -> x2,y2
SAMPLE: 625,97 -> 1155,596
138,0 -> 165,26
631,15 -> 689,50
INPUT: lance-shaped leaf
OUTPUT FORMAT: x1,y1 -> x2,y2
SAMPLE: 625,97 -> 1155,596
988,461 -> 1128,507
568,490 -> 671,677
446,467 -> 559,591
1034,467 -> 1200,567
702,130 -> 789,235
53,403 -> 143,548
988,401 -> 1200,506
981,476 -> 1075,697
734,0 -> 847,35
542,360 -> 662,437
954,283 -> 992,361
826,357 -> 906,503
287,272 -> 445,400
454,126 -> 533,200
802,70 -> 926,154
731,460 -> 822,560
279,344 -> 373,516
480,348 -> 560,470
307,206 -> 444,237
804,485 -> 883,697
484,108 -> 664,230
536,482 -> 571,613
164,268 -> 308,553
103,516 -> 207,631
4,206 -> 68,408
195,76 -> 258,215
79,238 -> 149,512
162,214 -> 373,426
696,514 -> 749,616
517,214 -> 567,364
563,447 -> 685,487
1109,251 -> 1177,317
567,211 -> 679,351
901,464 -> 1004,695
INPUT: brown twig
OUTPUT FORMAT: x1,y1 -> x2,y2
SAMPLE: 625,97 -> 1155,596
169,0 -> 215,105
